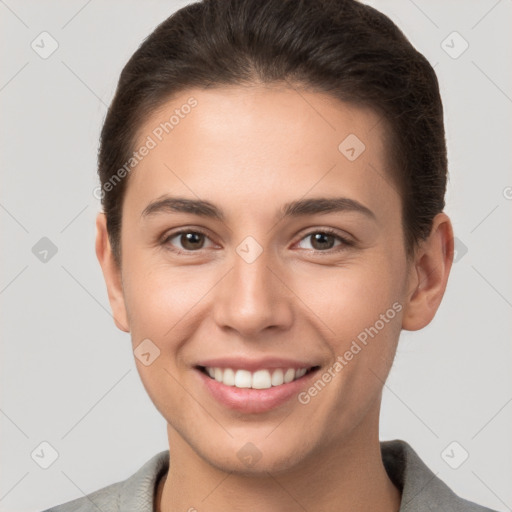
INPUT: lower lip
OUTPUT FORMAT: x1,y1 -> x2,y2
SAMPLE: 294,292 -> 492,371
196,368 -> 318,413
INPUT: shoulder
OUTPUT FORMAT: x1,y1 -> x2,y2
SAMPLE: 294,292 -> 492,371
40,479 -> 123,512
39,450 -> 169,512
381,439 -> 498,512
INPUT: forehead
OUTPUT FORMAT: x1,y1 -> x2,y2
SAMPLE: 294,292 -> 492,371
135,84 -> 386,156
125,85 -> 398,221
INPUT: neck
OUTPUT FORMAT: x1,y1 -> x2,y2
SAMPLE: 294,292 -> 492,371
157,406 -> 401,512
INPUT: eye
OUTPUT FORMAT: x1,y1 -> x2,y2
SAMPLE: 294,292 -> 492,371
161,227 -> 353,255
296,229 -> 353,252
162,229 -> 216,253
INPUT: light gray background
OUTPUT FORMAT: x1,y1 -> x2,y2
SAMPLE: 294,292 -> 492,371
1,1 -> 511,511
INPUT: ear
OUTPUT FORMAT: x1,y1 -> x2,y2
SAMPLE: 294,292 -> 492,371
95,212 -> 130,332
402,213 -> 454,331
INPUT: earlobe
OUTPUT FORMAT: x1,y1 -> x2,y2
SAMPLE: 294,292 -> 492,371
401,213 -> 454,331
95,213 -> 130,333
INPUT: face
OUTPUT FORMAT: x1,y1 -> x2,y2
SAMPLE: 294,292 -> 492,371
97,84 -> 441,474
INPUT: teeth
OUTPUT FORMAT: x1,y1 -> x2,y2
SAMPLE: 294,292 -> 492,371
223,368 -> 235,386
234,369 -> 252,388
295,367 -> 307,378
252,369 -> 272,389
284,368 -> 295,383
203,367 -> 311,389
271,369 -> 284,386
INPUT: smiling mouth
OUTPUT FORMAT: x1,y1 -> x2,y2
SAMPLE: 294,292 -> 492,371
196,365 -> 320,389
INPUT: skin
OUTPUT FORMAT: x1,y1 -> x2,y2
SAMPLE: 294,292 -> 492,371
96,84 -> 454,512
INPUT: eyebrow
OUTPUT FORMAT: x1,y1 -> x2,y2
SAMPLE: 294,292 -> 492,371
141,195 -> 376,221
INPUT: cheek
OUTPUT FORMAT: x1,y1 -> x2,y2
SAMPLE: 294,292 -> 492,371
121,256 -> 218,345
294,255 -> 405,334
121,260 -> 206,414
120,219 -> 183,332
291,255 -> 406,392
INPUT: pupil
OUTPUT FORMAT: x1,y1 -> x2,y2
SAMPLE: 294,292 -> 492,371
179,232 -> 335,251
182,232 -> 203,250
312,233 -> 334,250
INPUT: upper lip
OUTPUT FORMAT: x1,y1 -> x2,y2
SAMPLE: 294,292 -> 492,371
195,357 -> 319,372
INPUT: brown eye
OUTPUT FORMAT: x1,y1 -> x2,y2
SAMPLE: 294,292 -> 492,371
180,232 -> 205,250
309,232 -> 337,250
163,230 -> 214,253
297,230 -> 352,252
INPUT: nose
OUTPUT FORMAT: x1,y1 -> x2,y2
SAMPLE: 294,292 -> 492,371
212,246 -> 294,338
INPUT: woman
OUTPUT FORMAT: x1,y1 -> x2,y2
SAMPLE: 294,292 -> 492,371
42,0 -> 497,510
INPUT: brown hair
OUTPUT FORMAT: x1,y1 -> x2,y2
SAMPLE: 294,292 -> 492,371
98,0 -> 447,265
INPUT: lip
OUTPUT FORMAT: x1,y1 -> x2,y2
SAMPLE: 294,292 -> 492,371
195,357 -> 316,372
194,362 -> 320,414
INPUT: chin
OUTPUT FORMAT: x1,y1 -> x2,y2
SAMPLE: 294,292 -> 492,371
196,433 -> 315,476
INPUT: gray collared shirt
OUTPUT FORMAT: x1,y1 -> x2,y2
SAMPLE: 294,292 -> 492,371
41,439 -> 497,511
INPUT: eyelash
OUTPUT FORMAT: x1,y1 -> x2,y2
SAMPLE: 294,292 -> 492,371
161,227 -> 354,256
